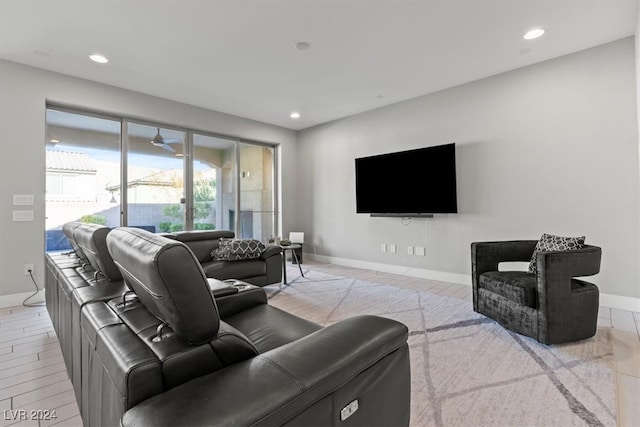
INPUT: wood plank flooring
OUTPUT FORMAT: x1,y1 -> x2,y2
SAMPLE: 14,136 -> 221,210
1,260 -> 638,427
0,304 -> 80,427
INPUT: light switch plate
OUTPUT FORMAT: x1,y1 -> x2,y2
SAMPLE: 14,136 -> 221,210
13,194 -> 34,206
13,210 -> 34,222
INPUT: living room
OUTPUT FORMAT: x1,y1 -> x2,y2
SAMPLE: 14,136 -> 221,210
1,1 -> 639,426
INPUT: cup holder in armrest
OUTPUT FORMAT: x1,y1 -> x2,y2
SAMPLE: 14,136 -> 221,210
208,279 -> 239,298
223,279 -> 257,292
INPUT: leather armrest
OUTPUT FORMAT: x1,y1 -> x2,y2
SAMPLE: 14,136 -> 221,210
216,288 -> 268,319
207,278 -> 239,298
121,315 -> 409,427
261,245 -> 282,259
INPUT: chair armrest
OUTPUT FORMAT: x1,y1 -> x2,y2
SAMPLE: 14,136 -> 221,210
261,245 -> 283,259
536,244 -> 601,280
535,245 -> 601,344
536,245 -> 602,304
121,315 -> 410,427
471,240 -> 538,310
471,240 -> 537,281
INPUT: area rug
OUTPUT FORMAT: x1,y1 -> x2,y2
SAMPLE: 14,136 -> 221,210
265,267 -> 616,427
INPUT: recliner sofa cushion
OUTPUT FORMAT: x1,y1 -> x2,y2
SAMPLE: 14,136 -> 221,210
225,304 -> 322,353
479,271 -> 537,308
107,227 -> 220,345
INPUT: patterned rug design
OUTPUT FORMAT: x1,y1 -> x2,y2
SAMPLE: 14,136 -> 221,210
265,268 -> 616,427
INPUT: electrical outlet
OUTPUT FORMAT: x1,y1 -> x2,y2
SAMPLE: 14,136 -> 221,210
415,246 -> 425,256
24,263 -> 34,276
407,246 -> 414,255
381,243 -> 387,252
390,244 -> 396,253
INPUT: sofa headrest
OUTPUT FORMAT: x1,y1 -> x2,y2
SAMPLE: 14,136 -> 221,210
106,227 -> 220,345
62,221 -> 89,263
171,230 -> 235,243
72,223 -> 122,281
171,230 -> 235,263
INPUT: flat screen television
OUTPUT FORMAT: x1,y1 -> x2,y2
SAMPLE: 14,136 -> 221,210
355,143 -> 457,216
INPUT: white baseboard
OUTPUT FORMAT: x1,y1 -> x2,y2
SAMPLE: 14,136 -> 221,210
0,290 -> 45,309
304,253 -> 640,312
599,293 -> 640,312
307,253 -> 471,285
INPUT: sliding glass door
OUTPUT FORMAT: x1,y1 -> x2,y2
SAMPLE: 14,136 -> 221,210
238,142 -> 276,241
191,133 -> 237,231
45,106 -> 279,250
45,108 -> 121,250
125,122 -> 186,232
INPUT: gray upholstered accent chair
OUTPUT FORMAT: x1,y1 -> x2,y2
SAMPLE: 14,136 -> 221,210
471,240 -> 602,344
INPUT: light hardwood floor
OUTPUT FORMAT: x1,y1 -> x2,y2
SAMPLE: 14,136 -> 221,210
1,261 -> 638,427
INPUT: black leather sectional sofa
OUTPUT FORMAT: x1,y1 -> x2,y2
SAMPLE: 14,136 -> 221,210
171,229 -> 283,286
45,223 -> 411,426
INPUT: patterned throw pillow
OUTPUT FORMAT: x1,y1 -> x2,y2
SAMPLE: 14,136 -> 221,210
210,238 -> 266,261
210,238 -> 233,261
528,233 -> 585,273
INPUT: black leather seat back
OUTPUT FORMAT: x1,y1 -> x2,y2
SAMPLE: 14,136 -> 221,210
63,221 -> 89,264
73,223 -> 123,281
107,227 -> 220,345
171,230 -> 234,263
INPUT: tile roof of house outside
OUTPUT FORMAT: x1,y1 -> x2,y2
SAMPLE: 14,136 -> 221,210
46,150 -> 97,173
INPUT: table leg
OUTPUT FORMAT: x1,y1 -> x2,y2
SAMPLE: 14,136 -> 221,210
281,250 -> 287,288
291,249 -> 304,277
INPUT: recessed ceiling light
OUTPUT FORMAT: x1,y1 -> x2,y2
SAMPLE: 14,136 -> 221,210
290,112 -> 301,120
89,53 -> 109,64
49,139 -> 59,143
295,42 -> 310,51
523,29 -> 545,40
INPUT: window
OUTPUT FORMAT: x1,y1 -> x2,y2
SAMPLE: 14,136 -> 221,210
45,109 -> 121,250
126,122 -> 186,233
45,106 -> 279,251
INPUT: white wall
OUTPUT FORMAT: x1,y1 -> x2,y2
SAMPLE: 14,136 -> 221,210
0,60 -> 298,300
636,2 -> 640,287
297,37 -> 640,302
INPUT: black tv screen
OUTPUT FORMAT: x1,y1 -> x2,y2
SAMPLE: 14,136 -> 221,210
355,143 -> 457,216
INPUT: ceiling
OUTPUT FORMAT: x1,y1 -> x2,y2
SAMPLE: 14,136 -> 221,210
1,1 -> 637,131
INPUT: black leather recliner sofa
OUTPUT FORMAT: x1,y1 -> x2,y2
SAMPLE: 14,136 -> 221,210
170,229 -> 283,286
46,222 -> 128,410
46,226 -> 411,426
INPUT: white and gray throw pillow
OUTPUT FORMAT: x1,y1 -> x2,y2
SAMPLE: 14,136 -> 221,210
210,238 -> 234,261
529,233 -> 585,273
211,238 -> 266,261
